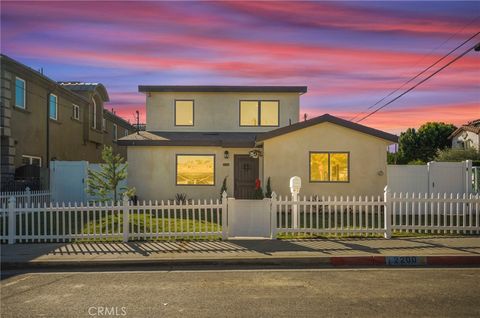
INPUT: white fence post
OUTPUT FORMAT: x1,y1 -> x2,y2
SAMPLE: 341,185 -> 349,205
270,192 -> 277,239
292,192 -> 299,229
25,187 -> 31,206
221,191 -> 228,240
8,196 -> 16,244
122,194 -> 130,242
384,186 -> 392,239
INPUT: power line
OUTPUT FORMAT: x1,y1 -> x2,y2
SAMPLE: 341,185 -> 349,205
356,42 -> 479,123
349,28 -> 480,121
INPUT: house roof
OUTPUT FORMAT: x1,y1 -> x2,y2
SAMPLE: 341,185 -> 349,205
0,54 -> 89,104
103,109 -> 135,130
117,131 -> 258,147
58,81 -> 110,101
256,113 -> 398,143
448,119 -> 480,139
138,85 -> 308,94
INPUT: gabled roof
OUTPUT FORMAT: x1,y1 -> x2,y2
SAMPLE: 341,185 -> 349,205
118,131 -> 258,148
448,119 -> 480,139
256,114 -> 398,143
59,82 -> 110,101
138,85 -> 307,94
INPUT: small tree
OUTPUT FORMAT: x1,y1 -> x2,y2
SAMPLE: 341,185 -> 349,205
220,177 -> 228,199
86,146 -> 135,201
254,178 -> 264,200
265,177 -> 272,198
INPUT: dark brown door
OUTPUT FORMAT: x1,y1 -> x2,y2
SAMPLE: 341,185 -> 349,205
234,155 -> 259,199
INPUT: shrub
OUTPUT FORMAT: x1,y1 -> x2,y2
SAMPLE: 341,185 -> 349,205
265,177 -> 272,198
435,148 -> 480,162
254,178 -> 264,200
175,193 -> 187,204
220,177 -> 227,198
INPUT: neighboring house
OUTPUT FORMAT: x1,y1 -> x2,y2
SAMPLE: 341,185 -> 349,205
103,109 -> 135,159
449,119 -> 480,151
0,54 -> 135,190
119,85 -> 398,200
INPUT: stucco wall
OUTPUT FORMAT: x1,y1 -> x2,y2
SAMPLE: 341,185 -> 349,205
145,92 -> 300,132
127,146 -> 261,200
451,131 -> 480,150
262,122 -> 391,197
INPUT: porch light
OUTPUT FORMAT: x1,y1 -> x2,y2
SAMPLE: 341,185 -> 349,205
224,151 -> 229,159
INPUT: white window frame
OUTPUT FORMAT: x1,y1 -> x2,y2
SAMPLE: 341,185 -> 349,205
102,118 -> 106,131
49,94 -> 58,120
113,123 -> 118,141
73,104 -> 80,120
15,77 -> 26,109
92,99 -> 97,129
22,155 -> 42,167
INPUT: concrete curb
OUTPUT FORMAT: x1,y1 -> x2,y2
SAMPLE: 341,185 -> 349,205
2,255 -> 480,270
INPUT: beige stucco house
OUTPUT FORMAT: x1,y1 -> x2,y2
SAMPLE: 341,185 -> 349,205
119,85 -> 398,200
449,119 -> 480,151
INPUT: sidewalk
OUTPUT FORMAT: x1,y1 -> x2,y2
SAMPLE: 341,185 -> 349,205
2,236 -> 480,269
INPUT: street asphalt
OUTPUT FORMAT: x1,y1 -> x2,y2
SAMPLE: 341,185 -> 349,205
1,268 -> 479,318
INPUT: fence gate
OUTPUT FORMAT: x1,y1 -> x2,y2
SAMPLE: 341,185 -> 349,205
227,199 -> 272,238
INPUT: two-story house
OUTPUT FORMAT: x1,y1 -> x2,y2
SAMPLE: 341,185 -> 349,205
119,85 -> 398,200
449,119 -> 480,151
0,54 -> 135,190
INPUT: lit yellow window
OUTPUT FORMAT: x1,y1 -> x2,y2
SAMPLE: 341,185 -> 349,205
260,101 -> 279,126
310,152 -> 349,182
310,153 -> 329,182
330,153 -> 349,181
176,155 -> 215,185
175,100 -> 194,126
240,101 -> 258,126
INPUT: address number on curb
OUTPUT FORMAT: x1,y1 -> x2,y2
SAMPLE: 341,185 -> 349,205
386,256 -> 420,266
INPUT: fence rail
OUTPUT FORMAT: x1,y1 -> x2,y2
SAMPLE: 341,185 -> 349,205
0,188 -> 51,208
273,194 -> 386,237
0,190 -> 479,243
0,194 -> 227,244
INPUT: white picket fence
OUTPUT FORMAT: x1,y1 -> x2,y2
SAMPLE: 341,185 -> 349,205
0,188 -> 51,208
272,194 -> 387,237
0,190 -> 479,244
272,190 -> 479,238
0,194 -> 226,244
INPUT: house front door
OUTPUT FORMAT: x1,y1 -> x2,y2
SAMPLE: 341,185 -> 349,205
234,155 -> 259,199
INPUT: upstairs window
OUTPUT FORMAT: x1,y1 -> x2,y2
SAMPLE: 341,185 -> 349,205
49,94 -> 57,120
240,100 -> 279,127
124,129 -> 129,137
15,77 -> 26,109
175,100 -> 194,126
310,152 -> 349,182
72,104 -> 80,120
113,124 -> 118,141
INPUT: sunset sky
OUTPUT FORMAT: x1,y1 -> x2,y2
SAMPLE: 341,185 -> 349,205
1,1 -> 479,134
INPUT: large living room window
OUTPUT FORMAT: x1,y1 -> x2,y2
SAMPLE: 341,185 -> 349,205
240,100 -> 279,126
176,155 -> 215,185
15,77 -> 26,109
175,100 -> 194,126
310,152 -> 349,182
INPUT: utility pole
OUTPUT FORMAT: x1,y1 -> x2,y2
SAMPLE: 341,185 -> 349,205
136,110 -> 140,134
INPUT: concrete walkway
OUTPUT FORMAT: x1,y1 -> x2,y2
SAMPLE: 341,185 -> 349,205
2,236 -> 480,268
